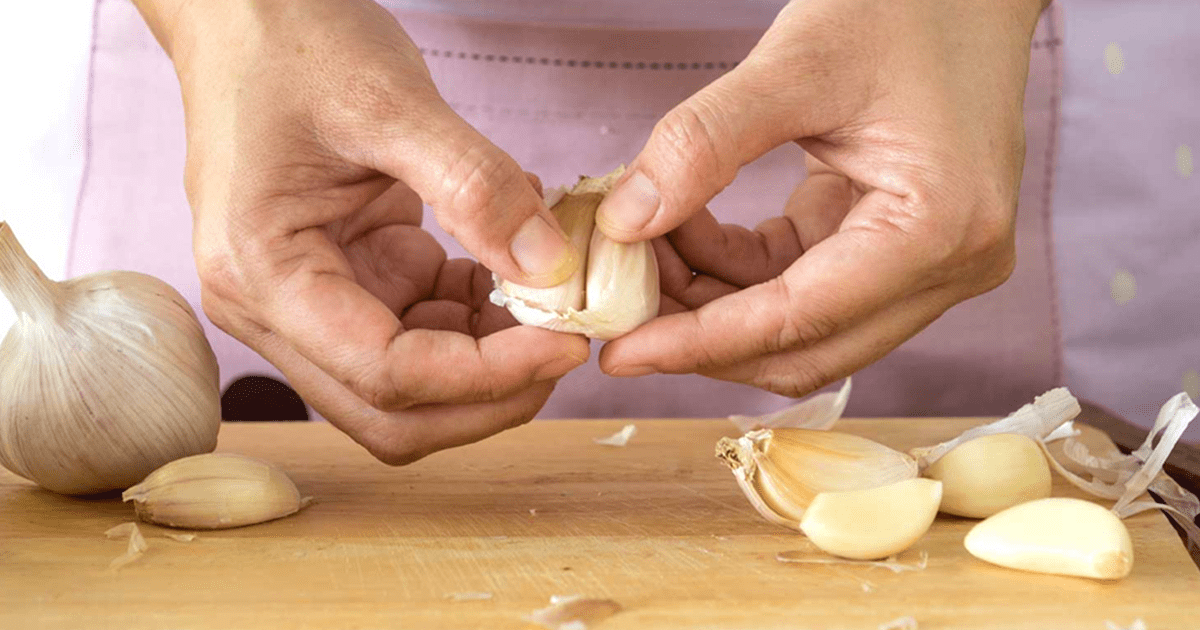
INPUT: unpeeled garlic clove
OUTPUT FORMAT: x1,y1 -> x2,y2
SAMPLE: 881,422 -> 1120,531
122,453 -> 309,529
716,429 -> 919,528
924,433 -> 1052,518
964,497 -> 1134,580
799,478 -> 943,560
490,167 -> 660,340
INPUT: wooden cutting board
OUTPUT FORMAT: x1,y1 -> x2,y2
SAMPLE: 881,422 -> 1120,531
2,419 -> 1198,630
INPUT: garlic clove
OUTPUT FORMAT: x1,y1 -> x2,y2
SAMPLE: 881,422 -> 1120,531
799,478 -> 943,560
495,186 -> 596,319
964,497 -> 1134,580
716,429 -> 919,527
490,167 -> 660,340
122,453 -> 308,529
924,433 -> 1052,518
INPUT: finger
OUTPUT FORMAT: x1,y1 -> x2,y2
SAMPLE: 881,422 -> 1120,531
594,58 -> 805,243
360,100 -> 580,289
248,328 -> 559,465
653,237 -> 741,311
701,287 -> 955,398
599,189 -> 939,376
666,210 -> 801,287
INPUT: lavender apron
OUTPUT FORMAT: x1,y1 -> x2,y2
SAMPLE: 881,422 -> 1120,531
70,1 -> 1064,420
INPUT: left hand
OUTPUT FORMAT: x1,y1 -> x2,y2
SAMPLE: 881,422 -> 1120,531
595,0 -> 1046,396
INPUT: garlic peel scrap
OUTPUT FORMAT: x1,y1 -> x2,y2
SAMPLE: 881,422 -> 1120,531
776,549 -> 929,573
910,387 -> 1081,470
491,167 -> 660,341
729,377 -> 851,432
593,424 -> 637,447
878,616 -> 919,630
1037,392 -> 1200,548
527,596 -> 622,630
108,522 -> 148,571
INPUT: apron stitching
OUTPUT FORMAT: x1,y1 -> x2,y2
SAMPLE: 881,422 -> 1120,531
420,47 -> 737,70
1040,3 -> 1066,388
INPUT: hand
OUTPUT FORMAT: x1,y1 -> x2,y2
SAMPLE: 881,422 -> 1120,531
597,0 -> 1046,396
134,0 -> 588,463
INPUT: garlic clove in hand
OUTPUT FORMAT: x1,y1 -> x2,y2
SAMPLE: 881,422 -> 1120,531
0,222 -> 220,495
123,453 -> 309,529
923,433 -> 1052,518
964,497 -> 1134,580
800,478 -> 943,560
490,167 -> 660,340
716,429 -> 919,528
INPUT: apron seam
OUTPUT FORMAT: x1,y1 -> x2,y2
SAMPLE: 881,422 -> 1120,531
66,0 -> 104,278
1040,2 -> 1066,388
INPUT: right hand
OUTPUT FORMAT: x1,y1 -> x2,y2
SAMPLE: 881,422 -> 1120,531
136,0 -> 589,463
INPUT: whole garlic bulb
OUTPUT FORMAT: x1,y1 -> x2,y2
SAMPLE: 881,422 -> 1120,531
489,167 -> 660,340
0,222 -> 220,495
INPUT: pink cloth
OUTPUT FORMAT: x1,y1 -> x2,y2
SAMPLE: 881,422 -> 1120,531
68,1 -> 1197,437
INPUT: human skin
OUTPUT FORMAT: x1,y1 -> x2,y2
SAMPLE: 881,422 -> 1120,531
597,0 -> 1050,398
133,0 -> 1046,464
132,0 -> 588,464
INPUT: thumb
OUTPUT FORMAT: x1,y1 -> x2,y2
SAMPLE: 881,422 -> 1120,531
370,102 -> 579,288
596,63 -> 799,243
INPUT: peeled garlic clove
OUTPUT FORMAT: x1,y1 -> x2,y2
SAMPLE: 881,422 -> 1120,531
716,429 -> 919,527
0,223 -> 220,495
122,453 -> 308,529
924,433 -> 1052,518
490,167 -> 660,340
799,478 -> 943,560
964,497 -> 1134,580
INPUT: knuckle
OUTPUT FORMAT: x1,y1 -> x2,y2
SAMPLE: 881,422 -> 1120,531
440,145 -> 520,227
366,439 -> 428,467
753,357 -> 829,399
653,100 -> 732,187
769,279 -> 836,352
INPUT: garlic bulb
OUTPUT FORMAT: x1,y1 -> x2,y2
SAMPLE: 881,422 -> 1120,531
123,452 -> 309,529
716,428 -> 919,528
489,167 -> 660,340
0,222 -> 220,495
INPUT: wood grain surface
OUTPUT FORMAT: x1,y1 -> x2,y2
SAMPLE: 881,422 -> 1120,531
2,419 -> 1198,630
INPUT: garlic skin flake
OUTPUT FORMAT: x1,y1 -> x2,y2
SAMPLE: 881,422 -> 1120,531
716,429 -> 918,528
490,167 -> 660,341
123,453 -> 308,529
924,434 -> 1052,518
0,223 -> 220,495
800,478 -> 942,560
964,498 -> 1134,580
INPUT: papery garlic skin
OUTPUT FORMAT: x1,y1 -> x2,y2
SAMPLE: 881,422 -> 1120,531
964,497 -> 1134,580
716,429 -> 919,528
924,433 -> 1052,518
799,478 -> 943,560
490,167 -> 660,341
0,223 -> 220,495
123,452 -> 307,529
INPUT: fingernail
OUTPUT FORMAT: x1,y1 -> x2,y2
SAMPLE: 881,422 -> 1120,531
597,170 -> 660,236
511,213 -> 578,284
611,364 -> 656,378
